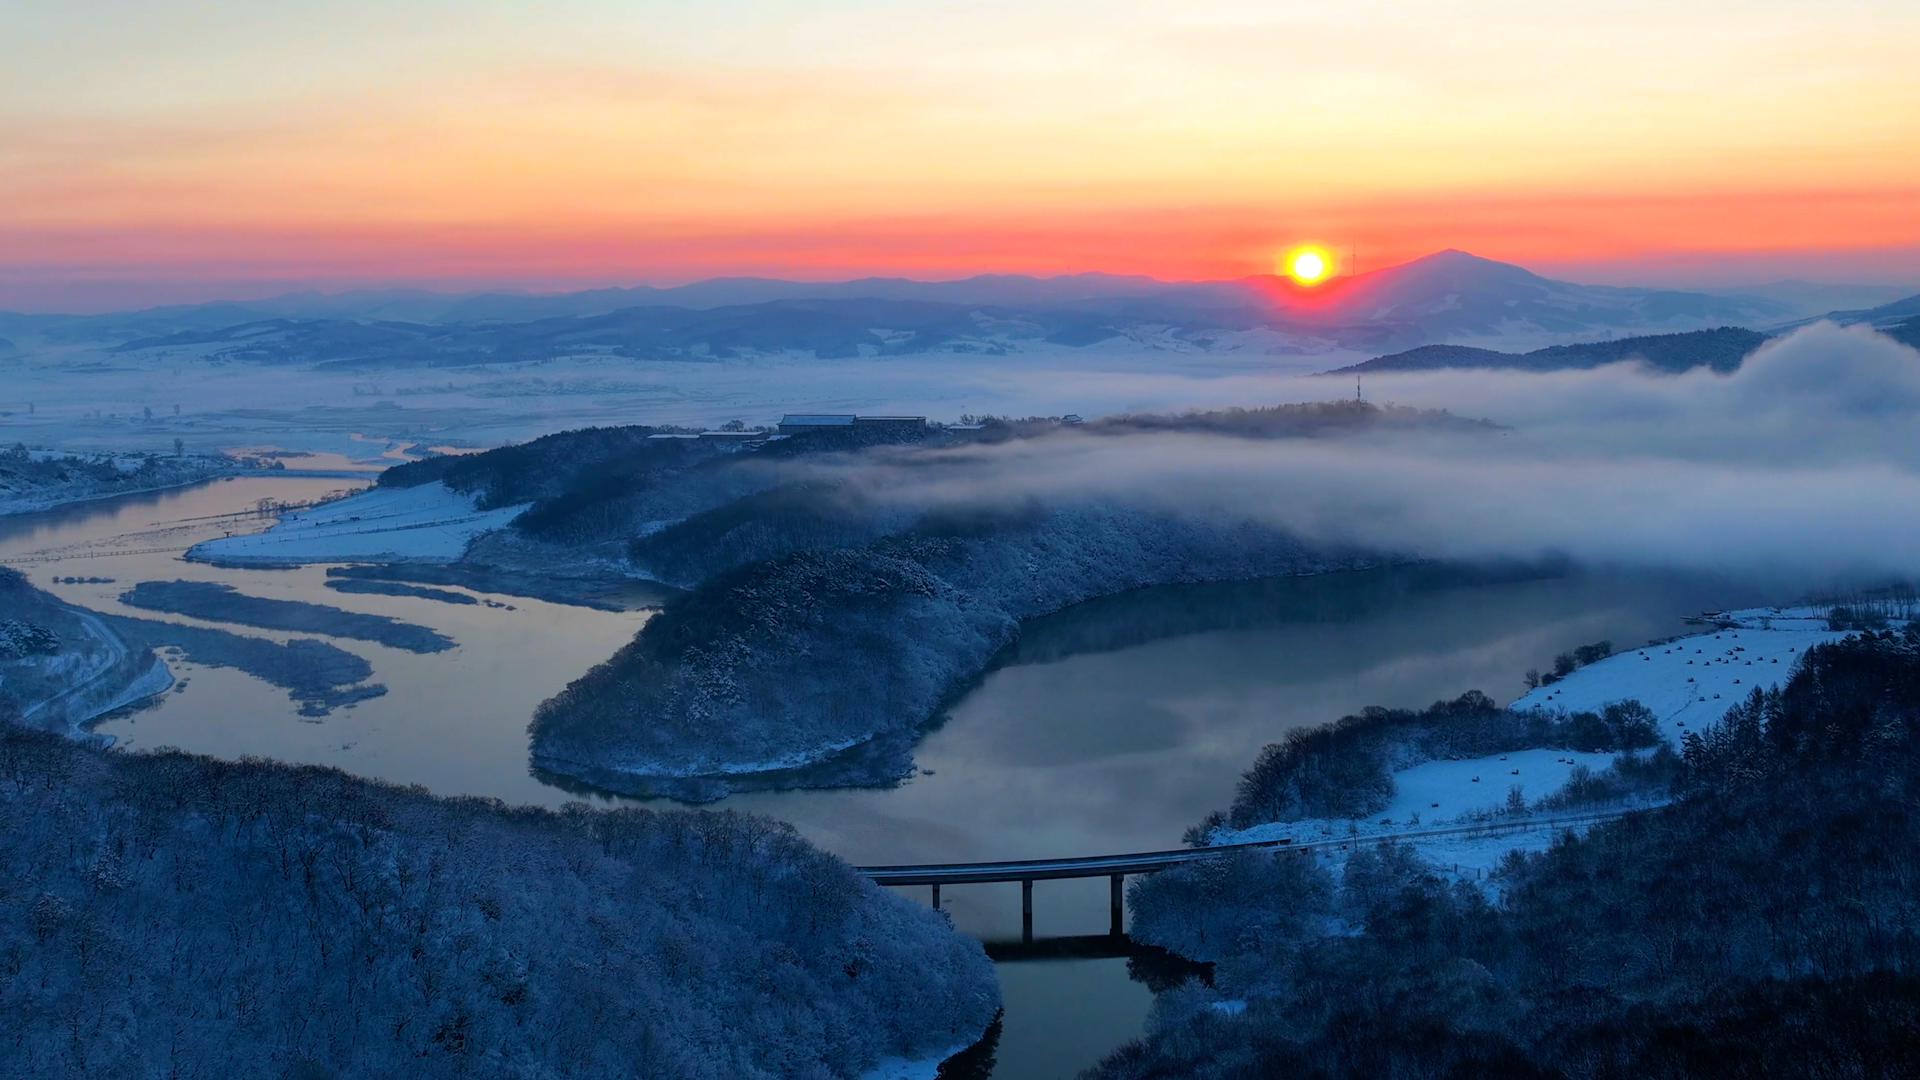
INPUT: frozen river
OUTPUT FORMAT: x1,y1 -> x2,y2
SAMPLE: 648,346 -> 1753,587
0,477 -> 1769,1079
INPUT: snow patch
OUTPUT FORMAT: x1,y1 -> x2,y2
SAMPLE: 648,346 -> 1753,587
1214,750 -> 1620,847
1216,611 -> 1904,878
1385,749 -> 1618,825
186,483 -> 526,565
860,1041 -> 975,1080
1510,614 -> 1853,742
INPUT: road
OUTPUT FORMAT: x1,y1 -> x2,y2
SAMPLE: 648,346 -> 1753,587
19,608 -> 136,727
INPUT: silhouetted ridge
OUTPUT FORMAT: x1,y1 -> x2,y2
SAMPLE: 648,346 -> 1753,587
1333,326 -> 1771,374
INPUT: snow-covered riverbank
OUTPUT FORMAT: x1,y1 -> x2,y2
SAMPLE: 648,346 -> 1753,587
1212,607 -> 1884,873
186,482 -> 525,565
0,451 -> 241,518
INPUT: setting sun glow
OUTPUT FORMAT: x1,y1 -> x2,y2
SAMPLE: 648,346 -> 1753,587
1285,248 -> 1331,285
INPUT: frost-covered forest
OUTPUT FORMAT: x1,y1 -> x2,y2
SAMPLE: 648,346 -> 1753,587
0,722 -> 998,1079
1097,627 -> 1920,1078
531,506 -> 1365,799
496,403 -> 1501,798
374,401 -> 1474,566
0,444 -> 241,517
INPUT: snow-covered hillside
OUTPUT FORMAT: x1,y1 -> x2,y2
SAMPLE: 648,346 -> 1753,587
1,724 -> 1001,1080
1510,608 -> 1847,740
1211,607 -> 1885,873
186,482 -> 527,565
531,507 -> 1369,800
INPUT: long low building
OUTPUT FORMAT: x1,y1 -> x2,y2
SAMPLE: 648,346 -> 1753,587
778,414 -> 927,434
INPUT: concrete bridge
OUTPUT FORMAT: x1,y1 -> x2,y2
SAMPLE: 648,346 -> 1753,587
859,809 -> 1638,943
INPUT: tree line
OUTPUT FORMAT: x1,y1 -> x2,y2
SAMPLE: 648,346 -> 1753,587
1102,626 -> 1920,1079
1213,691 -> 1659,834
0,718 -> 997,1079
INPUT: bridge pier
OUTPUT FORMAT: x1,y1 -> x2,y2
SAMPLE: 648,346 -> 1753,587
931,883 -> 940,911
1110,874 -> 1124,936
1021,879 -> 1034,943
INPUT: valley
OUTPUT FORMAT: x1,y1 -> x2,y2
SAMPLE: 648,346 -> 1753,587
5,253 -> 1919,1079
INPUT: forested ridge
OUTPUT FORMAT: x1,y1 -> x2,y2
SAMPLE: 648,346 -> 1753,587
1335,326 -> 1771,375
0,721 -> 998,1079
532,507 -> 1360,800
378,401 -> 1479,559
1097,626 -> 1920,1079
517,403 -> 1514,799
0,444 -> 240,515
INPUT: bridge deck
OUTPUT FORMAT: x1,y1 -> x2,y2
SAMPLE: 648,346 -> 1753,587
858,809 -> 1636,885
861,840 -> 1289,886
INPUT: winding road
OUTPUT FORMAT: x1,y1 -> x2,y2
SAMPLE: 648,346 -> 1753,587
19,609 -> 145,730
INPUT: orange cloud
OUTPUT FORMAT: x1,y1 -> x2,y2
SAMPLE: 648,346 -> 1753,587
2,0 -> 1916,303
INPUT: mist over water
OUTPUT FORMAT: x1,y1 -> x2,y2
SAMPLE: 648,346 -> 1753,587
785,323 -> 1920,589
5,325 -> 1911,1079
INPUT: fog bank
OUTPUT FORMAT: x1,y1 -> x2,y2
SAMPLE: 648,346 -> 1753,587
803,324 -> 1920,585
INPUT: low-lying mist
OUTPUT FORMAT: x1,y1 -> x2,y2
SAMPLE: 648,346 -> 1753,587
793,323 -> 1920,589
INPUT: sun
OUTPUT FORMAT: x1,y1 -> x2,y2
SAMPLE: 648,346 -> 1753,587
1282,247 -> 1332,285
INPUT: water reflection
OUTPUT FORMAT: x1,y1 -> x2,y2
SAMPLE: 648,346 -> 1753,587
0,480 -> 1773,1079
0,479 -> 654,806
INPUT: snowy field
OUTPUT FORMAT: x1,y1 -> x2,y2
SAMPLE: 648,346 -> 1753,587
1213,607 -> 1889,875
1509,608 -> 1848,740
186,482 -> 526,565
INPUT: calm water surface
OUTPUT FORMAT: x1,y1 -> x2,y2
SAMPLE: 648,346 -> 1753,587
0,480 -> 1766,1078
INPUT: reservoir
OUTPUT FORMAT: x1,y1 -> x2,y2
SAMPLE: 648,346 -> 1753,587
0,477 -> 1763,1079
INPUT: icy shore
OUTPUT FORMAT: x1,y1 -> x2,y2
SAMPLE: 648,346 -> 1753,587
185,482 -> 525,565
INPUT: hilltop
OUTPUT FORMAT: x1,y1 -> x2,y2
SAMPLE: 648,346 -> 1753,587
1329,326 -> 1772,374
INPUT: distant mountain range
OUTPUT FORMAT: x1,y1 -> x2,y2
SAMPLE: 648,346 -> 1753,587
1,250 -> 1912,370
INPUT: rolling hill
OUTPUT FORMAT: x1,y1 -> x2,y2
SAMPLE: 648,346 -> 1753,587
1330,326 -> 1774,375
3,251 -> 1804,367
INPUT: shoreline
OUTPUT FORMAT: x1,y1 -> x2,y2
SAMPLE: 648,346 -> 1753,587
0,467 -> 376,522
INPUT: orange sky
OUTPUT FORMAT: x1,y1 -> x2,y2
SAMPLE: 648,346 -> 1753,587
3,0 -> 1917,307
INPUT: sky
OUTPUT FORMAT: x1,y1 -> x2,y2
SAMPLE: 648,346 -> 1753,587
2,0 -> 1918,309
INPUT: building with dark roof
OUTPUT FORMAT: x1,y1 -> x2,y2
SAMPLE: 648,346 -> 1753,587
778,414 -> 926,434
